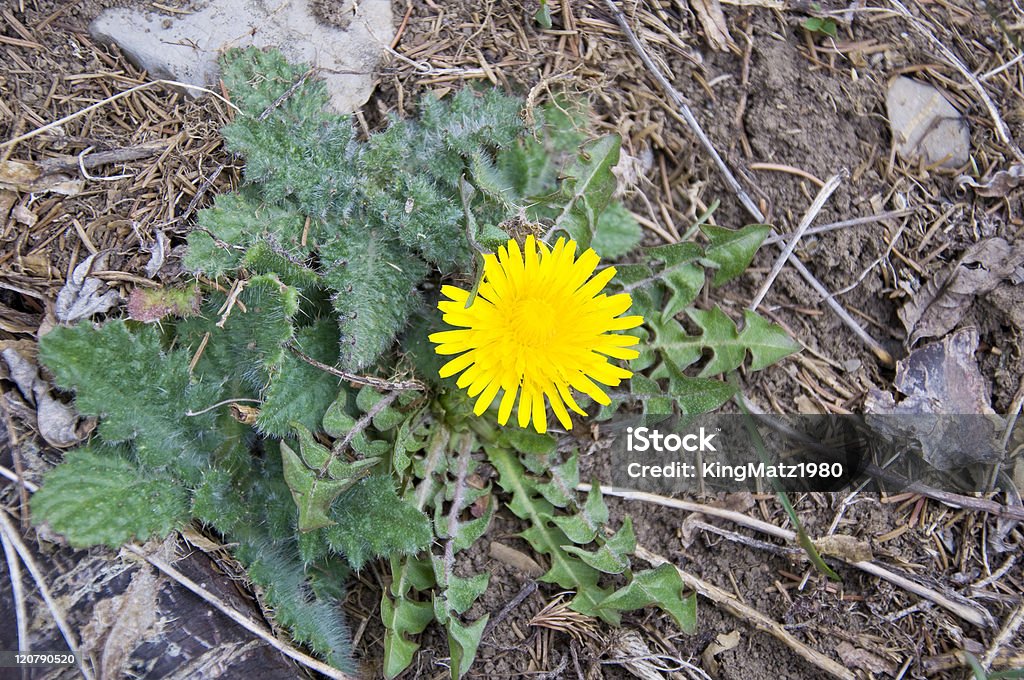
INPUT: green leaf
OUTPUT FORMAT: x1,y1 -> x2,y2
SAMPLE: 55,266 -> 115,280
321,233 -> 428,371
488,447 -> 613,620
257,319 -> 341,437
563,518 -> 635,574
551,480 -> 608,544
281,441 -> 348,532
444,572 -> 490,616
177,274 -> 299,392
382,591 -> 435,679
447,616 -> 489,679
701,224 -> 770,287
591,201 -> 642,259
534,0 -> 553,29
31,446 -> 189,548
281,425 -> 379,532
665,371 -> 736,415
649,307 -> 799,376
552,134 -> 622,249
325,475 -> 432,569
599,563 -> 697,633
38,320 -> 221,482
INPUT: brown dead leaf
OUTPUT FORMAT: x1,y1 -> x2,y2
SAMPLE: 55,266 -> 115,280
489,540 -> 543,577
1,347 -> 90,448
0,158 -> 83,196
813,534 -> 873,563
690,0 -> 734,51
899,238 -> 1024,345
702,629 -> 741,675
957,163 -> 1024,197
865,328 -> 1002,470
836,641 -> 897,676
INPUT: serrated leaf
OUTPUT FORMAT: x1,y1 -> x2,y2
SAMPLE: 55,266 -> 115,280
500,428 -> 557,457
447,616 -> 489,679
38,320 -> 221,483
599,563 -> 697,633
382,590 -> 435,679
444,572 -> 490,616
650,307 -> 798,376
552,134 -> 621,248
534,452 -> 579,508
629,373 -> 674,416
321,233 -> 428,371
562,518 -> 635,574
591,201 -> 642,259
257,319 -> 341,437
281,441 -> 349,531
702,223 -> 770,287
488,448 -> 610,619
325,475 -> 432,569
31,446 -> 189,548
454,500 -> 494,552
551,481 -> 608,544
666,371 -> 737,414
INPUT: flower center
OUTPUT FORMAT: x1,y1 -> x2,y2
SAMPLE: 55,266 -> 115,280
509,296 -> 559,348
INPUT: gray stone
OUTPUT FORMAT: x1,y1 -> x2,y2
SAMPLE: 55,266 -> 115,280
886,76 -> 970,168
90,0 -> 393,113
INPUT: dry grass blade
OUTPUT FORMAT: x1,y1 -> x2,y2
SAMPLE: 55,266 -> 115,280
528,593 -> 600,642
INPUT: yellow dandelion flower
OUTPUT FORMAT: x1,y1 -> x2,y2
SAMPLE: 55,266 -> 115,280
429,235 -> 644,434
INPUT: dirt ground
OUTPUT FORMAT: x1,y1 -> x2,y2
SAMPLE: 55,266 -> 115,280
1,0 -> 1023,679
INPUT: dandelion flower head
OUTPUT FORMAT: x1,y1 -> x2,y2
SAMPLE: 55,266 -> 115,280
429,235 -> 643,433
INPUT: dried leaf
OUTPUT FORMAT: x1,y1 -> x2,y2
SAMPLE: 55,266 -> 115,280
0,158 -> 83,196
691,0 -> 734,51
144,229 -> 169,278
957,163 -> 1024,197
488,540 -> 543,577
1,347 -> 87,448
702,629 -> 741,675
865,328 -> 1003,470
813,534 -> 873,563
899,238 -> 1024,345
836,641 -> 897,676
55,253 -> 121,323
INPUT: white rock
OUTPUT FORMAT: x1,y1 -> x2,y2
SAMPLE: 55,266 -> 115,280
90,0 -> 393,113
886,76 -> 970,168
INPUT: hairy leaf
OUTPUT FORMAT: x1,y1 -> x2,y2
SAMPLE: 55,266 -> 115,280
31,446 -> 189,548
38,320 -> 221,482
321,233 -> 428,371
552,134 -> 622,249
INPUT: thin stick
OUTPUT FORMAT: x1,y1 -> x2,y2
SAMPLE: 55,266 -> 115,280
122,544 -> 354,680
633,543 -> 856,680
0,510 -> 95,680
750,173 -> 844,311
0,528 -> 28,656
582,484 -> 995,628
760,209 -> 916,247
601,0 -> 892,367
288,344 -> 426,391
886,0 -> 1024,164
185,397 -> 263,417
